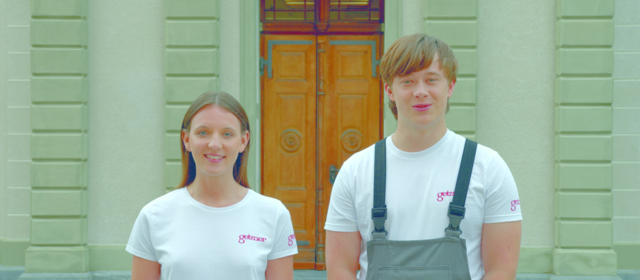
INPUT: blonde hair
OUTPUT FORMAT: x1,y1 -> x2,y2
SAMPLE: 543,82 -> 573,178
178,91 -> 251,189
380,34 -> 458,119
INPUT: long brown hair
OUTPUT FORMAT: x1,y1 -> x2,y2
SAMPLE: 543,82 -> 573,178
177,91 -> 251,189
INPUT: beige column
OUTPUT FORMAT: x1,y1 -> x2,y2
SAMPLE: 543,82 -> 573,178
86,0 -> 165,269
476,0 -> 556,272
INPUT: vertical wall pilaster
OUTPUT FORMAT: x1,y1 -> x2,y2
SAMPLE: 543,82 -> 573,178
423,0 -> 478,140
26,0 -> 89,273
383,0 -> 401,137
164,0 -> 220,191
239,0 -> 259,191
3,0 -> 32,267
611,0 -> 640,270
554,0 -> 616,276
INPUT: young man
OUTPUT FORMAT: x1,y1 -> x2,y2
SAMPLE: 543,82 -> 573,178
324,34 -> 522,280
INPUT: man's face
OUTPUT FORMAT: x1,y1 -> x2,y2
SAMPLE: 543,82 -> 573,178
385,57 -> 455,130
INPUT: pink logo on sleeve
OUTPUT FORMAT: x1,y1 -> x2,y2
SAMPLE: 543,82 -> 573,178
238,234 -> 267,244
287,234 -> 296,246
511,200 -> 520,211
437,191 -> 455,202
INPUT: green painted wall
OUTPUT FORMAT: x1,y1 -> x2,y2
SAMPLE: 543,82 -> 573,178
26,0 -> 90,273
239,0 -> 260,192
164,0 -> 221,192
612,0 -> 640,270
477,0 -> 557,254
86,0 -> 166,246
423,0 -> 478,141
0,0 -> 7,260
3,0 -> 32,266
554,0 -> 617,276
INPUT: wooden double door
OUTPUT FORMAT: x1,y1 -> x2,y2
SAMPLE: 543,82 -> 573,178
261,34 -> 383,269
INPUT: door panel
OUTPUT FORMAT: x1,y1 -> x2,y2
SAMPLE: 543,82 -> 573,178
262,34 -> 382,270
262,35 -> 317,268
317,35 -> 382,268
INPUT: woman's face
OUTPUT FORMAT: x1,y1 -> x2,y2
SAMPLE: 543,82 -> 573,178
182,105 -> 249,180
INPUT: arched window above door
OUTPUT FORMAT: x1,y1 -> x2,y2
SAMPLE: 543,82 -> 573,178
261,0 -> 383,33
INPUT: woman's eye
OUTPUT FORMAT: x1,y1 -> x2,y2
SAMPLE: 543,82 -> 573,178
198,131 -> 207,136
224,132 -> 233,137
402,80 -> 411,84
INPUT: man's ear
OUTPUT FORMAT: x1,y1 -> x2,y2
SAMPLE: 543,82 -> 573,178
384,83 -> 395,102
182,130 -> 191,152
447,80 -> 456,98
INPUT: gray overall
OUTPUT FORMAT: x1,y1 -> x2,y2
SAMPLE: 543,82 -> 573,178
365,138 -> 477,280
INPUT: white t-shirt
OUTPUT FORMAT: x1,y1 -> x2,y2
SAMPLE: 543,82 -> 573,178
324,130 -> 522,280
126,187 -> 298,280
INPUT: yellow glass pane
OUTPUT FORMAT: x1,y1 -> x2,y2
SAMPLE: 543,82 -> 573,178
274,0 -> 316,11
306,11 -> 315,21
265,11 -> 275,20
275,11 -> 306,20
265,0 -> 275,10
330,0 -> 370,8
371,0 -> 380,9
371,11 -> 379,20
340,10 -> 370,21
330,11 -> 339,20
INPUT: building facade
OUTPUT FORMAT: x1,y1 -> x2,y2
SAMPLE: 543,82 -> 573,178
0,0 -> 638,279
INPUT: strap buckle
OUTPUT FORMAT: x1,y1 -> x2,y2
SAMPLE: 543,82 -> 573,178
371,207 -> 387,238
446,203 -> 466,233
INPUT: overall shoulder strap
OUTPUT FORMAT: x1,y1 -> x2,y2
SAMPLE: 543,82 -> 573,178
446,138 -> 478,237
371,138 -> 387,240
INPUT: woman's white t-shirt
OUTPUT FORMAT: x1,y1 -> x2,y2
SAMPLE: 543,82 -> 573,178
126,188 -> 298,280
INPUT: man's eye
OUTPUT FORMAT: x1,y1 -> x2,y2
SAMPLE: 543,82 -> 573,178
224,132 -> 233,137
198,131 -> 207,136
402,80 -> 411,84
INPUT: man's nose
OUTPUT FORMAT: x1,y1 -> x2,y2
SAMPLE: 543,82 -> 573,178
413,80 -> 429,97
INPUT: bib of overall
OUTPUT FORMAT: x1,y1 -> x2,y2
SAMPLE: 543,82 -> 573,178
365,138 -> 477,280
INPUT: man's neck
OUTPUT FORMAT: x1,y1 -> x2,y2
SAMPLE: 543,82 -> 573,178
391,120 -> 448,153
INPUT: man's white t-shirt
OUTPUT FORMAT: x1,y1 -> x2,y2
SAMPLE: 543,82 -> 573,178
325,130 -> 522,280
126,187 -> 298,280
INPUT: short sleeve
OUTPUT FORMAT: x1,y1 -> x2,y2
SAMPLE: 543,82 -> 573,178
324,164 -> 359,232
267,203 -> 298,260
483,153 -> 523,224
126,207 -> 158,262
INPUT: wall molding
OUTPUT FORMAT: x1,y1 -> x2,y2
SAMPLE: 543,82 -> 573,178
239,0 -> 260,192
163,0 -> 221,191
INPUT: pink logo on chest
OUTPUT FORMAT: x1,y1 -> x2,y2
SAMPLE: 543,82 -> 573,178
437,191 -> 455,202
238,234 -> 267,244
287,234 -> 296,246
511,200 -> 520,211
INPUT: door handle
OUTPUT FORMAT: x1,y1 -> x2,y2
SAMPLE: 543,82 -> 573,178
329,165 -> 340,185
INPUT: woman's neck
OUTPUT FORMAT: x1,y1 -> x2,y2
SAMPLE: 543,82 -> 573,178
187,173 -> 248,208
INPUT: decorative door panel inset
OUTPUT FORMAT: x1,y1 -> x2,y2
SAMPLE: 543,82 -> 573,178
262,35 -> 317,269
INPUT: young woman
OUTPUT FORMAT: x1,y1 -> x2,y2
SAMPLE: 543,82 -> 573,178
127,91 -> 297,280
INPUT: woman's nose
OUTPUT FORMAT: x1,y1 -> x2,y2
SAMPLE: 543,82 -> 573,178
208,136 -> 222,149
